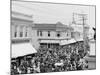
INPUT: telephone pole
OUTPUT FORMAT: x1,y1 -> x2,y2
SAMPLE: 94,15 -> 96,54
72,13 -> 88,53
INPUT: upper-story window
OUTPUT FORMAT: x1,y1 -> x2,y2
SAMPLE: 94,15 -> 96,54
48,31 -> 50,37
40,31 -> 42,36
25,27 -> 28,37
20,26 -> 23,37
20,32 -> 23,37
25,32 -> 27,37
14,26 -> 17,37
37,30 -> 42,36
67,32 -> 71,37
14,32 -> 17,37
67,33 -> 69,36
57,32 -> 60,37
37,30 -> 39,36
71,32 -> 74,38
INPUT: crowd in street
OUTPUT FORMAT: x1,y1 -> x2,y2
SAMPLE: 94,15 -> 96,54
11,41 -> 89,75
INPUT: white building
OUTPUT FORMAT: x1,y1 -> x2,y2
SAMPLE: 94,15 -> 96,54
11,11 -> 33,41
32,22 -> 74,49
11,11 -> 37,58
11,11 -> 75,54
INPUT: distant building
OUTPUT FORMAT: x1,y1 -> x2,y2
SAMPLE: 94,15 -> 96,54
32,22 -> 74,49
11,11 -> 75,51
12,11 -> 90,53
71,23 -> 89,39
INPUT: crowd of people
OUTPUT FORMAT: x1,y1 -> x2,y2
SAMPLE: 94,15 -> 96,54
11,41 -> 89,75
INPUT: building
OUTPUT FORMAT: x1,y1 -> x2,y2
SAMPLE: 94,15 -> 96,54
11,11 -> 37,58
11,11 -> 33,41
71,23 -> 89,38
11,11 -> 75,55
32,22 -> 74,49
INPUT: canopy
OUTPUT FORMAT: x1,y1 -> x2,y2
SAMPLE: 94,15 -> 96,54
76,38 -> 83,42
11,43 -> 37,58
40,40 -> 60,43
60,39 -> 76,45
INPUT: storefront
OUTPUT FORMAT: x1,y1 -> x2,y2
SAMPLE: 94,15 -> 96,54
39,40 -> 60,48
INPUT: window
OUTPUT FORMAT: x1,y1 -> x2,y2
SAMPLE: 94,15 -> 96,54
14,32 -> 17,37
25,27 -> 28,37
20,26 -> 23,37
40,31 -> 42,36
57,32 -> 60,37
14,26 -> 17,37
48,31 -> 50,37
20,32 -> 23,37
67,33 -> 69,36
25,32 -> 27,37
37,30 -> 42,36
37,30 -> 39,36
71,32 -> 74,38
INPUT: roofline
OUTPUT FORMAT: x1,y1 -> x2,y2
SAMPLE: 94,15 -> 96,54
11,11 -> 33,18
12,0 -> 96,7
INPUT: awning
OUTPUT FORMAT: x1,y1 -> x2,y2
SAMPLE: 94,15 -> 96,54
60,39 -> 76,45
11,43 -> 37,58
40,40 -> 60,43
76,38 -> 83,42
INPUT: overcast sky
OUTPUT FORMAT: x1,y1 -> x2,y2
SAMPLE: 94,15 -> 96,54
12,1 -> 95,34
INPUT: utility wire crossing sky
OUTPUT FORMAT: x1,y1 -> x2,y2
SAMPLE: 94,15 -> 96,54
12,1 -> 96,35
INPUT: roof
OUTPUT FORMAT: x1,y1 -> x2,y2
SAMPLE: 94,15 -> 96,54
11,11 -> 33,22
33,22 -> 73,31
34,23 -> 56,30
12,11 -> 33,18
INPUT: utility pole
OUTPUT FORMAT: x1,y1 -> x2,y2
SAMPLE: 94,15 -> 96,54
72,13 -> 88,53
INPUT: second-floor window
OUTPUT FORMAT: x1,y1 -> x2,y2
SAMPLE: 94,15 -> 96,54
71,32 -> 74,38
37,31 -> 42,36
20,32 -> 23,37
48,31 -> 50,37
20,26 -> 23,37
40,31 -> 42,36
14,26 -> 17,37
25,32 -> 27,37
67,33 -> 69,36
57,32 -> 60,37
37,31 -> 39,36
14,32 -> 17,37
25,27 -> 28,37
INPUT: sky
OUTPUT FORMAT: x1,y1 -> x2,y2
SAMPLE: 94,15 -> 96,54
12,1 -> 95,35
